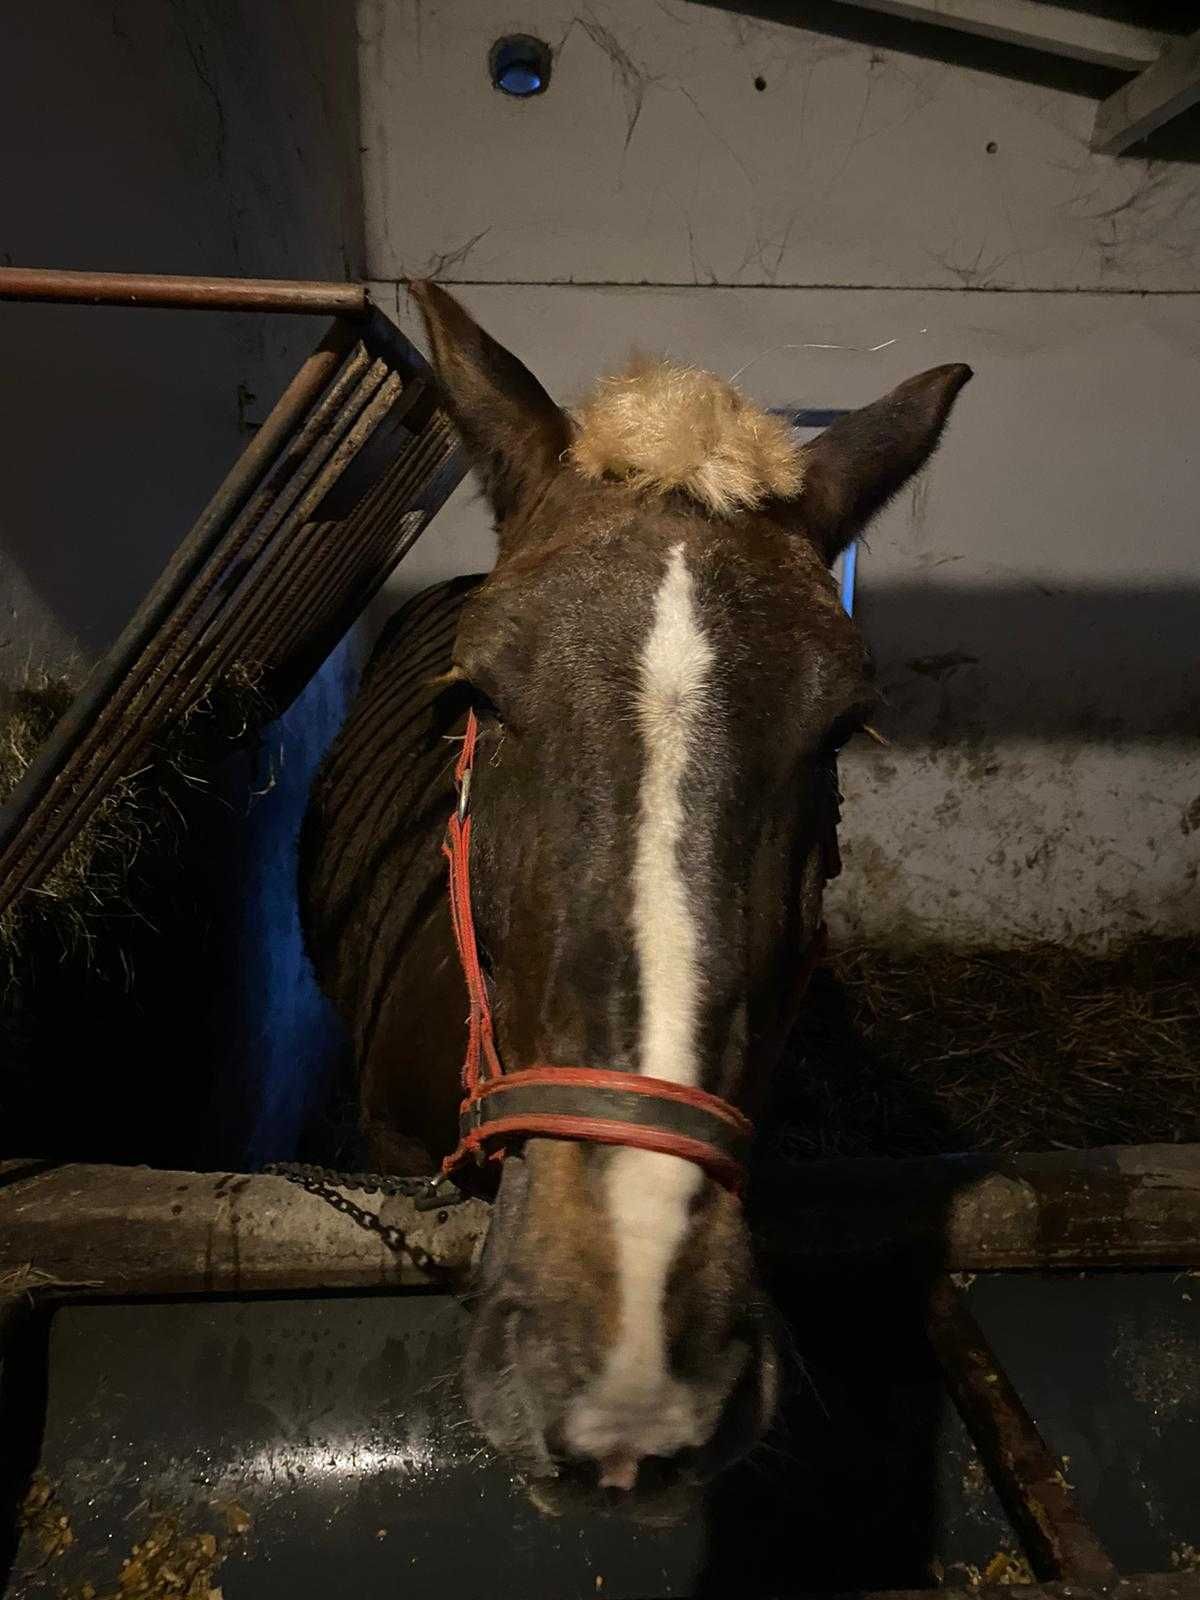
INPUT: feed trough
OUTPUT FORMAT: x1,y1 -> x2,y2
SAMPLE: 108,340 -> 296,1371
2,1150 -> 1198,1597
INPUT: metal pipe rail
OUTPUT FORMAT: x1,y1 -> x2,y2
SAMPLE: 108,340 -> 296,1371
0,266 -> 370,317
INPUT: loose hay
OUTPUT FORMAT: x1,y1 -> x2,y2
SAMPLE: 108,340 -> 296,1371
0,1264 -> 101,1303
776,938 -> 1200,1158
20,1472 -> 75,1564
0,663 -> 271,964
945,1549 -> 1036,1588
0,662 -> 276,1122
0,670 -> 143,960
63,1516 -> 242,1600
20,1477 -> 252,1600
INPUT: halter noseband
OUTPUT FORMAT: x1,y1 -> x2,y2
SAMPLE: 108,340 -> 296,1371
439,708 -> 823,1195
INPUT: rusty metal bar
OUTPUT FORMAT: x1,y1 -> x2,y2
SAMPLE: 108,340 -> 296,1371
926,1277 -> 1119,1588
0,305 -> 467,927
0,323 -> 358,913
183,361 -> 455,704
0,333 -> 368,900
193,369 -> 406,677
280,465 -> 449,680
269,411 -> 459,669
161,356 -> 394,696
0,266 -> 370,317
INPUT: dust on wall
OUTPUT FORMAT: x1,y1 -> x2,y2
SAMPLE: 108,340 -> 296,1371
359,0 -> 1200,949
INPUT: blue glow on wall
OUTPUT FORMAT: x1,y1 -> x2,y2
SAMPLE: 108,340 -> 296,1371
772,406 -> 858,614
226,635 -> 361,1168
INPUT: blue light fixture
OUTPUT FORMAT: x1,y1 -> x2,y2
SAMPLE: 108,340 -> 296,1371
490,36 -> 552,98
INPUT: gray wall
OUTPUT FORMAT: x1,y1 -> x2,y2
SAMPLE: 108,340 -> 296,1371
0,1 -> 365,1165
4,1 -> 1194,951
360,0 -> 1200,950
0,0 -> 364,670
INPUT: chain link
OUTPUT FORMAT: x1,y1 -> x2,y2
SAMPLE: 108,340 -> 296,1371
262,1161 -> 470,1266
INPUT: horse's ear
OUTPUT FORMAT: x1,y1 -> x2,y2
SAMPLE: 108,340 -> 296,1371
410,280 -> 572,527
786,364 -> 972,563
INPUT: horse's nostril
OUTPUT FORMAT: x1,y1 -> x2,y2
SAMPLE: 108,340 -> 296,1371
597,1451 -> 640,1492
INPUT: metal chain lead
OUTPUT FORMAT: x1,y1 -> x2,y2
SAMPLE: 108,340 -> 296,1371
261,1162 -> 468,1265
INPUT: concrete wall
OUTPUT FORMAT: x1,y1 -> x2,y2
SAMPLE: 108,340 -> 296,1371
0,0 -> 364,670
0,1 -> 366,1165
360,0 -> 1200,950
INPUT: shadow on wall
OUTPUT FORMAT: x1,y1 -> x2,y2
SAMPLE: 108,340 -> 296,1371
856,581 -> 1200,742
691,0 -> 1200,163
0,0 -> 365,668
0,304 -> 356,668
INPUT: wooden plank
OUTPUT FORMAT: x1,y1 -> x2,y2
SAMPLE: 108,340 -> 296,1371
761,1142 -> 1200,1271
2,1144 -> 1198,1300
1093,29 -> 1200,155
827,0 -> 1169,71
0,1163 -> 489,1297
926,1277 -> 1118,1587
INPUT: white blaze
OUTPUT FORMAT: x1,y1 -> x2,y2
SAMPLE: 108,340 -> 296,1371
566,542 -> 713,1472
630,543 -> 714,1090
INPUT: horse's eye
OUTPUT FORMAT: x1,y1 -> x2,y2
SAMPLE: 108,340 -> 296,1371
468,681 -> 504,724
823,712 -> 863,755
455,663 -> 508,727
429,664 -> 506,728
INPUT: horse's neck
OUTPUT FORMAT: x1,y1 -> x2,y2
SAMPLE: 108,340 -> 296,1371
300,576 -> 484,1166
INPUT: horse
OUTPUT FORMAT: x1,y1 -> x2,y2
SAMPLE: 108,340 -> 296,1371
299,281 -> 970,1507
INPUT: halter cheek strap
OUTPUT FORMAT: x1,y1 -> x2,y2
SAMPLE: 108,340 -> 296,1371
439,708 -> 823,1195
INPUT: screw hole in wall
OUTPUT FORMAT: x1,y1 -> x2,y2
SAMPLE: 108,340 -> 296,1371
754,75 -> 767,92
986,140 -> 998,153
489,35 -> 553,98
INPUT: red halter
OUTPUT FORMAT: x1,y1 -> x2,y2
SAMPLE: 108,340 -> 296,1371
439,709 -> 824,1195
